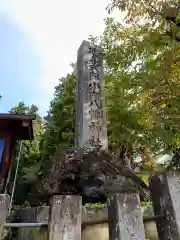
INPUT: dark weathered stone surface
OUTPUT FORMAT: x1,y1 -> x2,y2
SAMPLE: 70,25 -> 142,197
31,41 -> 149,204
37,149 -> 149,203
48,195 -> 82,240
149,172 -> 180,240
17,204 -> 159,239
0,194 -> 9,239
76,40 -> 108,150
19,205 -> 107,224
108,193 -> 145,240
19,206 -> 50,223
18,227 -> 47,240
17,204 -> 158,224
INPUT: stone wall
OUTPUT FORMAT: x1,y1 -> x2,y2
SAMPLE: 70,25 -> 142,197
82,224 -> 108,240
16,205 -> 158,240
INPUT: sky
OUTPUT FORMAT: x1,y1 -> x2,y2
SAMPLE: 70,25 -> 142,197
0,1 -> 170,164
0,0 -> 113,116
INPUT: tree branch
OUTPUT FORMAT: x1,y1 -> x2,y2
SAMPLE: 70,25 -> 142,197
146,1 -> 180,29
165,30 -> 180,42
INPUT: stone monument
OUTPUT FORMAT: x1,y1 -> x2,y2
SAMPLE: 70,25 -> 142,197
37,41 -> 150,204
76,40 -> 108,150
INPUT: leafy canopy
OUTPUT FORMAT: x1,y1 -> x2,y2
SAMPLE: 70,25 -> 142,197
91,0 -> 180,158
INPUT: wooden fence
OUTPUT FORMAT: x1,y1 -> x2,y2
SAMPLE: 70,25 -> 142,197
0,172 -> 180,239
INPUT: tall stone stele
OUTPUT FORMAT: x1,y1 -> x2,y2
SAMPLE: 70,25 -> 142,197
76,40 -> 108,150
36,40 -> 149,203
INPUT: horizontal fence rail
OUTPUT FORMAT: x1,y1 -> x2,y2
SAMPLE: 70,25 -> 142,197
4,214 -> 164,229
4,222 -> 48,228
1,172 -> 180,240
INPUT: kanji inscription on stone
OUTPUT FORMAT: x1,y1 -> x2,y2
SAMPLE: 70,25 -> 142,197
75,40 -> 108,150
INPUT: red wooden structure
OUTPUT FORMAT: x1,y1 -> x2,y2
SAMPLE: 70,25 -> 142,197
0,114 -> 35,193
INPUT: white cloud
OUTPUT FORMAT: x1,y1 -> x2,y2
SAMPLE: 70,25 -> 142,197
0,0 -> 122,115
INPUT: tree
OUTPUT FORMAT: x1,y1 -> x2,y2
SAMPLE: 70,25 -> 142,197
39,64 -> 150,172
107,0 -> 180,28
40,73 -> 76,171
87,0 -> 180,169
8,102 -> 43,205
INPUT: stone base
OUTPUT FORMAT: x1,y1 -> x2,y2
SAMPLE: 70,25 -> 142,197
35,148 -> 150,204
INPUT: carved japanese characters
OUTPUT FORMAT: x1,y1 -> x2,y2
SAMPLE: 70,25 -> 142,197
76,41 -> 108,150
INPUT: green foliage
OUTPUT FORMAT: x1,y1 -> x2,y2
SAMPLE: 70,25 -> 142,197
40,66 -> 157,170
136,173 -> 150,184
40,73 -> 76,169
8,0 -> 180,207
8,102 -> 43,204
141,201 -> 152,207
107,0 -> 180,25
90,0 -> 180,170
84,203 -> 105,213
85,202 -> 105,208
40,69 -> 143,169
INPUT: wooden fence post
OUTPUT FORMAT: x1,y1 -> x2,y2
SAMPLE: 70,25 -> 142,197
107,193 -> 145,240
0,194 -> 9,239
149,172 -> 180,240
48,195 -> 82,240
